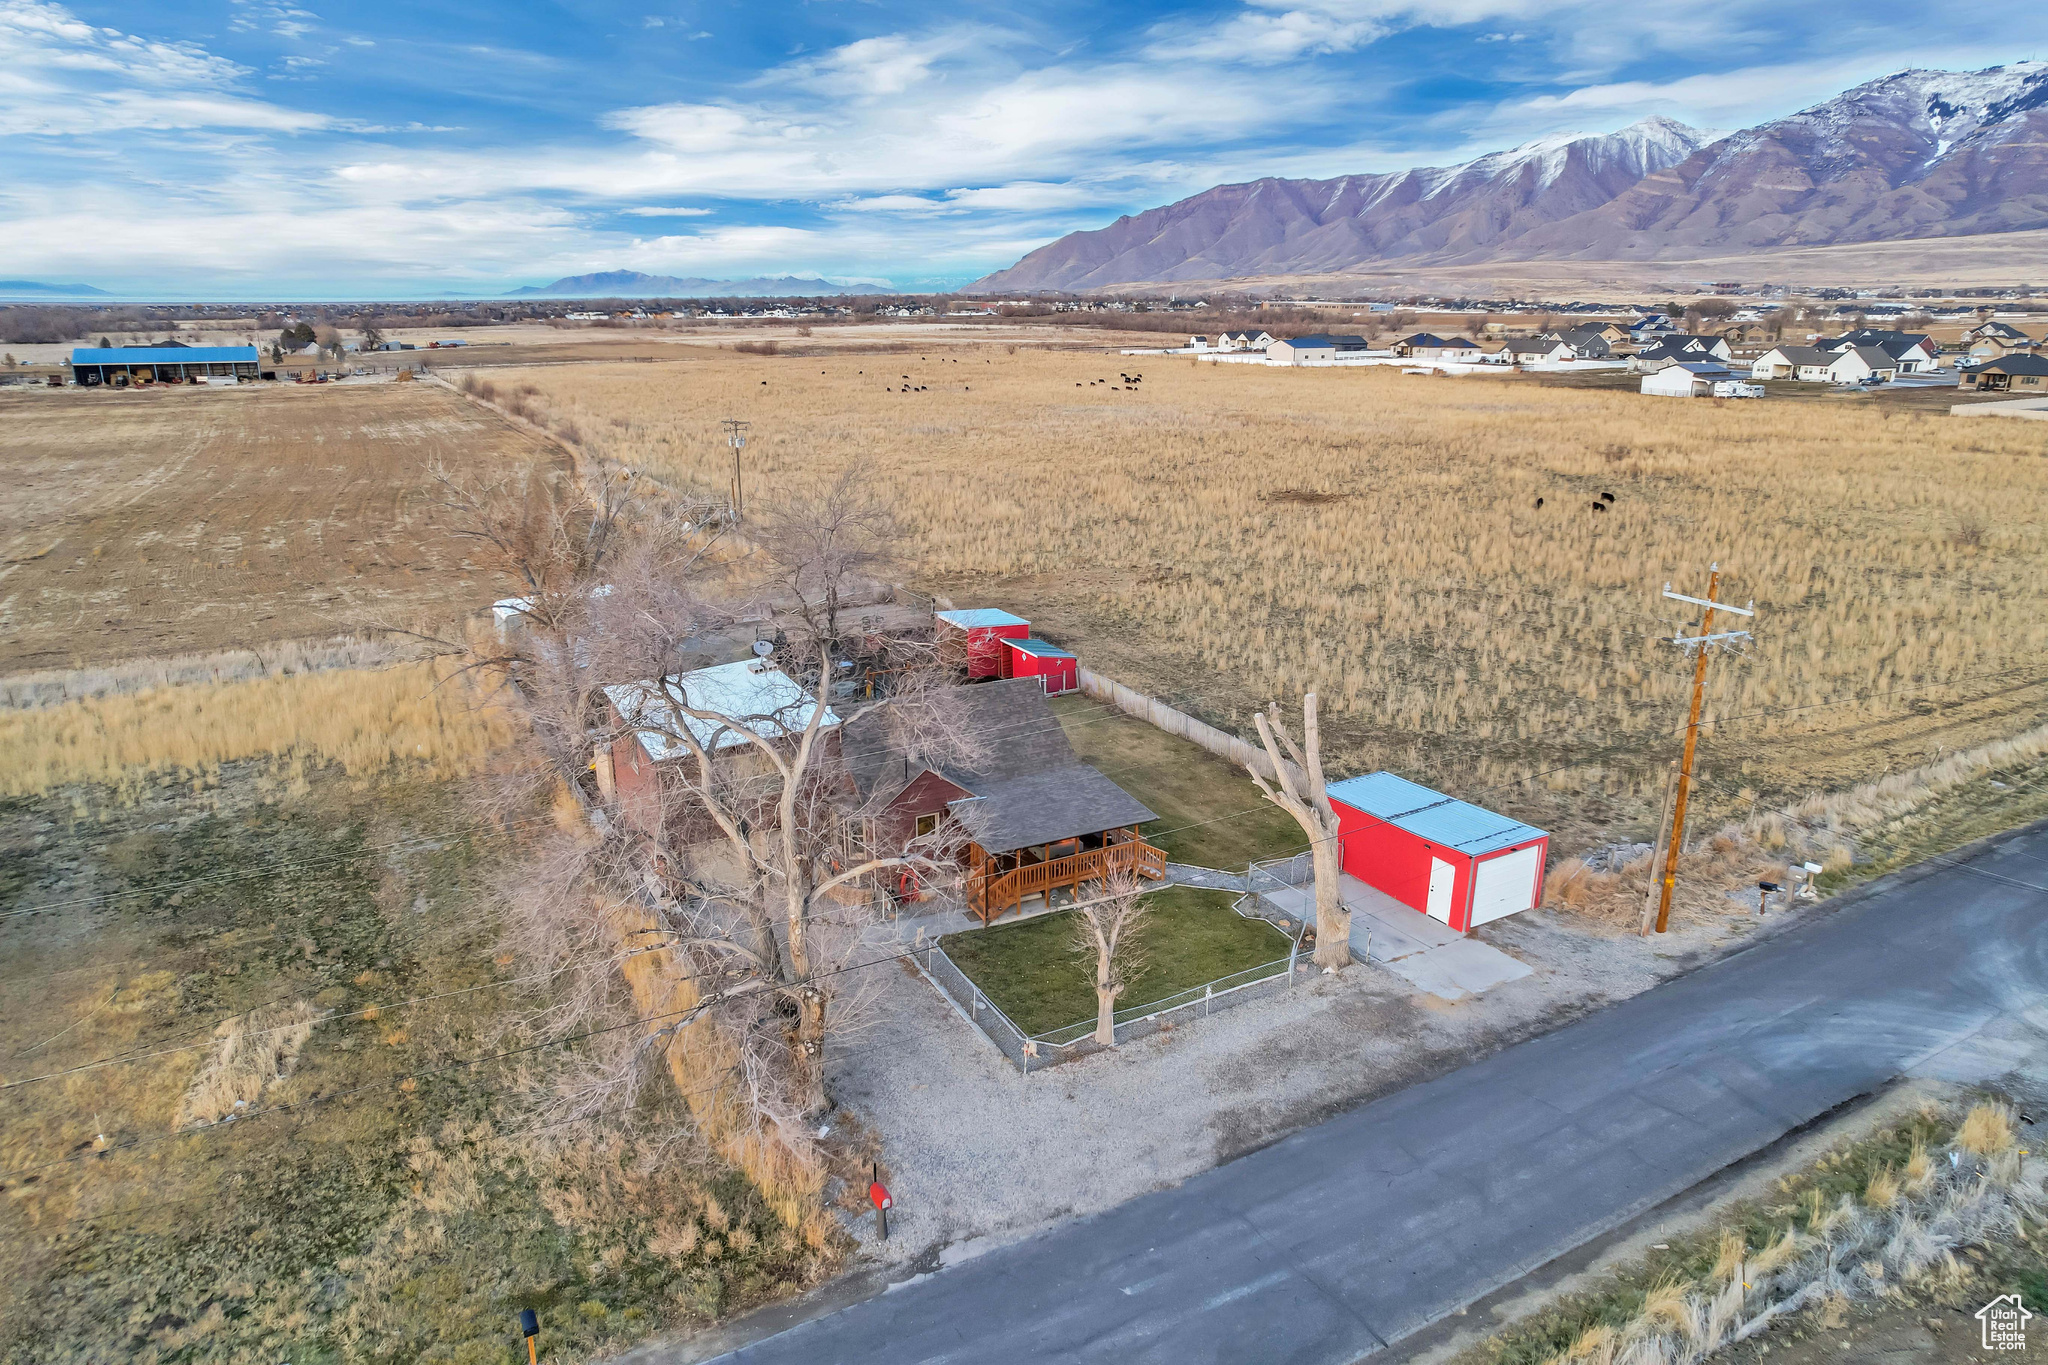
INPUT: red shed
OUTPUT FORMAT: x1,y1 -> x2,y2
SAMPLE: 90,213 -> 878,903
1325,772 -> 1547,933
936,608 -> 1031,679
998,637 -> 1079,695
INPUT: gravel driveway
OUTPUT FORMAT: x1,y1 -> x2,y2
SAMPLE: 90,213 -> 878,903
827,900 -> 1780,1267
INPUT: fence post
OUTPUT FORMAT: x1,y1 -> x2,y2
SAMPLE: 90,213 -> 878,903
1205,983 -> 1213,1017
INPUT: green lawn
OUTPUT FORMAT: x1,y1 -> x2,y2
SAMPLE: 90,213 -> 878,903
939,886 -> 1293,1038
1049,695 -> 1305,870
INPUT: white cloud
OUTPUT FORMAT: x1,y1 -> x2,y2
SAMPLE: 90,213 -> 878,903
618,205 -> 715,216
0,0 -> 334,133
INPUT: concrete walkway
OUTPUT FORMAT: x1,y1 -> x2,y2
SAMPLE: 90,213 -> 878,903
694,821 -> 2048,1365
1952,395 -> 2048,420
1261,874 -> 1532,1000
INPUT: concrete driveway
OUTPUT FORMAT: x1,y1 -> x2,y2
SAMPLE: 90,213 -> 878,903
690,822 -> 2048,1365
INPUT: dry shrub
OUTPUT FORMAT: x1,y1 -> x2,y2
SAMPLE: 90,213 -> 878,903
174,1000 -> 317,1129
1956,1102 -> 2016,1155
0,660 -> 515,799
1862,1163 -> 1899,1209
607,899 -> 826,1235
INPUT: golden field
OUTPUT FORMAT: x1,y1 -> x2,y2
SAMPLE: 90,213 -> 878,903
475,346 -> 2048,845
0,382 -> 562,673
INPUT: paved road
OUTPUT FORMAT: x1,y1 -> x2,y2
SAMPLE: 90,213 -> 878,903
707,825 -> 2048,1365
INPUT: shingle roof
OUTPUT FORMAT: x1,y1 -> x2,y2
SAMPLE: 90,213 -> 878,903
1325,771 -> 1545,857
1761,345 -> 1836,366
1976,355 -> 2048,376
838,678 -> 1156,853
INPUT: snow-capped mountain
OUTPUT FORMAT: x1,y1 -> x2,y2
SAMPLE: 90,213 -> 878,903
1499,62 -> 2048,261
972,118 -> 1720,292
970,63 -> 2048,291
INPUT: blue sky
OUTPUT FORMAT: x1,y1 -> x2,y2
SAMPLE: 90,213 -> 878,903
2,0 -> 2044,298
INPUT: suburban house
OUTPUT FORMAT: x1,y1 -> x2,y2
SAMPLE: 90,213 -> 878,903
600,658 -> 839,837
1390,333 -> 1480,359
1629,315 -> 1680,342
1819,330 -> 1938,371
1267,333 -> 1372,364
1823,345 -> 1899,384
1964,321 -> 2032,345
1489,336 -> 1574,365
1552,326 -> 1613,359
1186,335 -> 1210,351
839,678 -> 1163,922
1630,335 -> 1734,371
1749,345 -> 1840,382
1958,355 -> 2048,392
1213,330 -> 1276,351
1325,772 -> 1547,934
1969,332 -> 2041,362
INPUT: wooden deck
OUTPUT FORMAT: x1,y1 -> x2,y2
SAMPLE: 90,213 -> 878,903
967,838 -> 1167,924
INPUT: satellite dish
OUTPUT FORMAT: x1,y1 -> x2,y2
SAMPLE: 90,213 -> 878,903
753,640 -> 774,657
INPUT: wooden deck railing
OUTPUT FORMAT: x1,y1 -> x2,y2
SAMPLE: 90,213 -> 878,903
968,839 -> 1167,924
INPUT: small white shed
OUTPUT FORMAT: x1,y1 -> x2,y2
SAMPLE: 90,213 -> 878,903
1641,362 -> 1729,397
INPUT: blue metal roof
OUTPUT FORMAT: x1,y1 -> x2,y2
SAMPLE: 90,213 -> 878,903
937,608 -> 1029,629
72,346 -> 260,365
1325,771 -> 1545,857
1004,637 -> 1073,658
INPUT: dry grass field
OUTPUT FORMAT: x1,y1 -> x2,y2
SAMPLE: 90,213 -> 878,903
480,347 -> 2048,849
0,382 -> 563,673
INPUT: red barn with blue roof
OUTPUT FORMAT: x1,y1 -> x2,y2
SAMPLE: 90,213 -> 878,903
998,637 -> 1078,694
936,608 -> 1031,679
1325,772 -> 1547,933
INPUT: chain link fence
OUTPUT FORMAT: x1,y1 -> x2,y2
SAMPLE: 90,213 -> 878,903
919,904 -> 1308,1074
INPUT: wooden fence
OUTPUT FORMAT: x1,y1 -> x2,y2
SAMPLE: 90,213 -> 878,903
1076,668 -> 1307,790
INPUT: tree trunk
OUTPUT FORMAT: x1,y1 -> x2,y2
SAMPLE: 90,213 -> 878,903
1094,982 -> 1116,1047
1311,829 -> 1350,969
793,983 -> 828,1116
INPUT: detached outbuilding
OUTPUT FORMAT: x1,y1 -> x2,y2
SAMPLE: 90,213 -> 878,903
999,637 -> 1079,694
1326,772 -> 1547,933
937,608 -> 1030,679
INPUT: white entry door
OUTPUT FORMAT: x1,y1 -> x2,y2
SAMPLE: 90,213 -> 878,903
1425,857 -> 1456,923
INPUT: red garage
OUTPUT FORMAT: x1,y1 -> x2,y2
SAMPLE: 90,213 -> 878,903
937,608 -> 1031,679
998,637 -> 1079,695
1325,772 -> 1547,933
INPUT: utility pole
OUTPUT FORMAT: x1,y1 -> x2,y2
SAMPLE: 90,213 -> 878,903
1652,565 -> 1755,934
722,418 -> 750,523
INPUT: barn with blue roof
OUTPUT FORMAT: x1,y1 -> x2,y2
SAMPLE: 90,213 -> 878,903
1325,772 -> 1547,933
71,345 -> 261,386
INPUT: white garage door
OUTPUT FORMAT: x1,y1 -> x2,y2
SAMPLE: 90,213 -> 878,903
1470,846 -> 1541,927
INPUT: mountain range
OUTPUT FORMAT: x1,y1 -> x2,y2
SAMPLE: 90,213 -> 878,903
0,279 -> 111,299
505,271 -> 893,298
972,63 -> 2048,292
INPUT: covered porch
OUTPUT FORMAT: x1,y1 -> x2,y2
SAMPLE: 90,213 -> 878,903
967,826 -> 1166,923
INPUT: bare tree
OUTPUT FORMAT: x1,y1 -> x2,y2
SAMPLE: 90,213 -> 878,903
754,466 -> 899,653
1249,694 -> 1350,971
1070,873 -> 1152,1046
422,461 -> 972,1218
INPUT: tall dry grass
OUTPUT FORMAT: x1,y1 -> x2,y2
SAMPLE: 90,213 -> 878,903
173,1000 -> 318,1129
1543,717 -> 2048,926
482,350 -> 2048,830
0,660 -> 516,799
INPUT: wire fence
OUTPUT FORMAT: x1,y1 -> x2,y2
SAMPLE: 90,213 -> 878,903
920,903 -> 1307,1074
